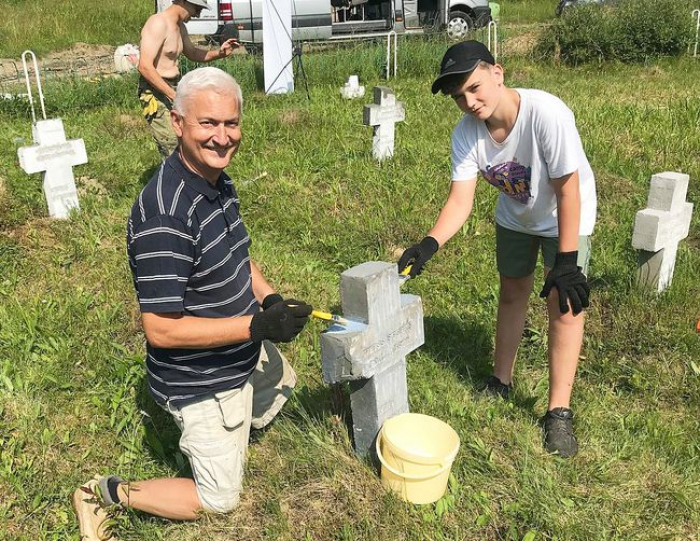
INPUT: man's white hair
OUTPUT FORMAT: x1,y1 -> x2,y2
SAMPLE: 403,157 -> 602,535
173,67 -> 243,115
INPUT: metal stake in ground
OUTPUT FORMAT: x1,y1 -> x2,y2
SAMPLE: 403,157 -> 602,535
320,261 -> 424,458
631,171 -> 694,292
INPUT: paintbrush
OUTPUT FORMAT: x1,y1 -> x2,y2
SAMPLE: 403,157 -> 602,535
399,264 -> 412,284
311,310 -> 348,326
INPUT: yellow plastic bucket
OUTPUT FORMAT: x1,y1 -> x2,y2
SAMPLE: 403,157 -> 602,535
376,413 -> 460,505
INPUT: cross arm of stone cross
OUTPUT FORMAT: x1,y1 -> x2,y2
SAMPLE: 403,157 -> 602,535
362,86 -> 406,128
17,118 -> 87,174
632,172 -> 693,252
320,261 -> 424,384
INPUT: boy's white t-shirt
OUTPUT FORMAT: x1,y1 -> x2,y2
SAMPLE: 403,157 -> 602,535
451,88 -> 597,237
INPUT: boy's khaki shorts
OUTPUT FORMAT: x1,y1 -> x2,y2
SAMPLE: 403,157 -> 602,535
496,224 -> 591,278
165,341 -> 296,513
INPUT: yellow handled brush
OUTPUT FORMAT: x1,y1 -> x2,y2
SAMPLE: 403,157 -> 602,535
311,310 -> 348,326
399,264 -> 412,283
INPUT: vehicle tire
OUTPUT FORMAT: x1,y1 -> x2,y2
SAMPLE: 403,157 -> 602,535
446,10 -> 474,41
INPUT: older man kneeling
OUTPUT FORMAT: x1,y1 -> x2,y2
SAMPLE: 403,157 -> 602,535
73,67 -> 312,540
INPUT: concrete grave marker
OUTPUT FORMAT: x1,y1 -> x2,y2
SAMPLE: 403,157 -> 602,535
340,75 -> 365,99
363,86 -> 405,162
320,261 -> 424,457
16,51 -> 87,220
18,119 -> 86,220
632,172 -> 694,292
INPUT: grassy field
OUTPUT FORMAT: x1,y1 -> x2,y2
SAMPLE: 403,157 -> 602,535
1,10 -> 700,541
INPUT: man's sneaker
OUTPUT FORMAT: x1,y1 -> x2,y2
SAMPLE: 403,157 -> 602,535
73,476 -> 120,540
478,375 -> 512,400
542,407 -> 578,458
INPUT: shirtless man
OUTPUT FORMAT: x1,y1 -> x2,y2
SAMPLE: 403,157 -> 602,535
138,0 -> 239,157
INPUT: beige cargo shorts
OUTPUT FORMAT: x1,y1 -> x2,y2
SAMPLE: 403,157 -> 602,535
165,341 -> 296,513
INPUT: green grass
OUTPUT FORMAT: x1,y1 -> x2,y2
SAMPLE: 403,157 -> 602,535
0,34 -> 699,541
499,0 -> 555,25
0,0 -> 151,57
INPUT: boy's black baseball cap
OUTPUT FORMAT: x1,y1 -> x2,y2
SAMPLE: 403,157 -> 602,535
431,40 -> 495,94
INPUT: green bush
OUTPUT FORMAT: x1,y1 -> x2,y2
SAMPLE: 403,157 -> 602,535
536,0 -> 695,64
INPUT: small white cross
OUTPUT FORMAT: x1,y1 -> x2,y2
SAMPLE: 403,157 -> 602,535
17,118 -> 87,219
363,86 -> 405,162
632,172 -> 694,292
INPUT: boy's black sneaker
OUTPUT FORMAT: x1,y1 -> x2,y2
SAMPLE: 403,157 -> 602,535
478,375 -> 512,400
542,407 -> 578,457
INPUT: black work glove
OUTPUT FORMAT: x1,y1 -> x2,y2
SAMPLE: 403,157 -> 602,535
250,299 -> 312,343
539,251 -> 590,315
397,236 -> 439,278
261,293 -> 283,310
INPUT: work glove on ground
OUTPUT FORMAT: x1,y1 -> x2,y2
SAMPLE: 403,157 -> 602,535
397,236 -> 440,278
539,251 -> 590,315
261,293 -> 284,310
250,299 -> 312,343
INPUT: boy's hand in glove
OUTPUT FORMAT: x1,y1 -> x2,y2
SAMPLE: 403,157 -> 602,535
539,251 -> 590,315
397,236 -> 439,278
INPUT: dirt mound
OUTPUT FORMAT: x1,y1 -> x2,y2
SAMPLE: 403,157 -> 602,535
0,42 -> 119,86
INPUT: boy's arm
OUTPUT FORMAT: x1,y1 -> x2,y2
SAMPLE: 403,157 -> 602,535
551,170 -> 581,254
540,170 -> 590,315
398,179 -> 477,277
428,179 -> 478,246
138,17 -> 177,102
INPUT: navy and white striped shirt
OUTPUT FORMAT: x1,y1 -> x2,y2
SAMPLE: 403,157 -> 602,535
127,152 -> 261,407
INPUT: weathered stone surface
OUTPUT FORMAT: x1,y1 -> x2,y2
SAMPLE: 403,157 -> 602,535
363,87 -> 405,162
632,172 -> 693,292
17,118 -> 86,219
349,359 -> 409,456
320,261 -> 424,457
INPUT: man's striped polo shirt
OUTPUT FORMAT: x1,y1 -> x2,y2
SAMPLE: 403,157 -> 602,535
127,152 -> 261,407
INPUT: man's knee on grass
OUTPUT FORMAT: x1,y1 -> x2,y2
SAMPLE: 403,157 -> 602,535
199,487 -> 241,514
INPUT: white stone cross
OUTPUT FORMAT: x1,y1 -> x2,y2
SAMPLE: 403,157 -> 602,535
631,172 -> 694,292
340,75 -> 365,99
363,86 -> 405,162
320,261 -> 424,457
17,118 -> 87,219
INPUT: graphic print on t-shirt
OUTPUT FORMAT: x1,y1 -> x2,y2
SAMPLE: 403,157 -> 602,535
481,160 -> 532,204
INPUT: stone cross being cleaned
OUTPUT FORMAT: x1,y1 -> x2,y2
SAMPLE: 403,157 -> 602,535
320,261 -> 424,457
363,86 -> 405,162
17,118 -> 86,219
631,172 -> 694,292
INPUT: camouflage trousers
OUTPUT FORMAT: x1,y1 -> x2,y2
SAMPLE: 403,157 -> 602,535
138,76 -> 179,158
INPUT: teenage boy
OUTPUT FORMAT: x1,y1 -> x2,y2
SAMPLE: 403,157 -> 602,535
398,41 -> 596,457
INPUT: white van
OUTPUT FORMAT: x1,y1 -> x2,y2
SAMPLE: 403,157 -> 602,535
229,0 -> 491,43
